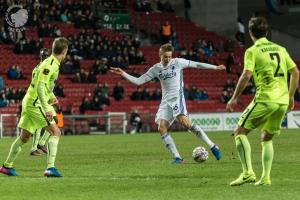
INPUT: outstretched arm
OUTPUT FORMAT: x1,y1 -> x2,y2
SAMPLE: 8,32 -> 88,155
226,70 -> 252,112
110,67 -> 153,86
188,60 -> 226,70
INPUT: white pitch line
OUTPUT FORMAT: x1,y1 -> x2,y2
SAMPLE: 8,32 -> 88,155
0,176 -> 209,181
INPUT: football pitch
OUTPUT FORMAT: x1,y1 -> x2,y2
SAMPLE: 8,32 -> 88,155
0,129 -> 299,200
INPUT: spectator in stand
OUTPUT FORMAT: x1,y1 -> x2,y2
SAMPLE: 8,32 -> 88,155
19,88 -> 25,100
224,79 -> 236,91
88,71 -> 97,83
134,0 -> 152,12
116,56 -> 127,69
72,56 -> 81,73
0,75 -> 3,91
7,88 -> 18,103
113,82 -> 124,101
220,90 -> 231,103
157,0 -> 174,12
80,69 -> 89,83
243,81 -> 256,95
171,31 -> 181,50
226,52 -> 235,73
193,89 -> 207,100
160,21 -> 173,44
151,88 -> 162,100
53,25 -> 62,37
23,38 -> 35,54
189,85 -> 198,100
108,56 -> 119,68
14,38 -> 26,54
135,51 -> 146,64
0,26 -> 10,44
94,83 -> 103,95
130,109 -> 143,134
194,89 -> 203,100
295,88 -> 300,102
7,65 -> 19,80
3,88 -> 10,98
149,0 -> 159,12
38,23 -> 48,37
201,90 -> 209,100
16,88 -> 26,101
142,88 -> 151,100
54,84 -> 65,97
131,87 -> 144,101
92,60 -> 101,74
192,39 -> 202,53
98,93 -> 110,107
15,66 -> 25,79
77,45 -> 87,59
103,83 -> 110,95
61,55 -> 74,73
72,72 -> 81,83
235,17 -> 245,46
73,10 -> 85,28
0,93 -> 9,107
224,39 -> 234,52
94,83 -> 110,96
93,58 -> 109,74
34,38 -> 44,54
60,9 -> 70,23
6,88 -> 26,103
128,46 -> 137,64
123,56 -> 130,67
91,96 -> 103,110
80,97 -> 91,114
183,85 -> 189,99
102,0 -> 126,10
218,40 -> 225,52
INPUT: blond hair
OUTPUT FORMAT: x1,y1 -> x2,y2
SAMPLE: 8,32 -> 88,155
52,37 -> 69,55
159,43 -> 174,56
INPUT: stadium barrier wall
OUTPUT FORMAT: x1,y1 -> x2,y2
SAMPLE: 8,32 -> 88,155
1,111 -> 299,137
189,112 -> 242,131
189,111 -> 297,131
287,110 -> 300,128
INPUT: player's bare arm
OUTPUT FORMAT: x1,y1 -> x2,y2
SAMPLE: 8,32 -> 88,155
226,70 -> 252,112
288,67 -> 300,111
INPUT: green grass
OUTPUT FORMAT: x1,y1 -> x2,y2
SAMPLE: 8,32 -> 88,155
0,129 -> 300,200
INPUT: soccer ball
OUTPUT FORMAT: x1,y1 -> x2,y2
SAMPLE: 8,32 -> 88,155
192,146 -> 209,163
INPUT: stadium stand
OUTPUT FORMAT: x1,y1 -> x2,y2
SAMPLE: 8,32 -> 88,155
1,0 -> 300,119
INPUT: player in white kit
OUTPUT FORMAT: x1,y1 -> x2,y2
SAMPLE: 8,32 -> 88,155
111,43 -> 225,163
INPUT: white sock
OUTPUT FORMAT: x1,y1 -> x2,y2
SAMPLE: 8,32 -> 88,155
161,133 -> 181,159
190,123 -> 214,148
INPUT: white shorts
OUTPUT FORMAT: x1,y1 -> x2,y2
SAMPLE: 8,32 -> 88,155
155,96 -> 188,125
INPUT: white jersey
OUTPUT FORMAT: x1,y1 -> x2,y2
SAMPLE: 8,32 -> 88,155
145,58 -> 190,102
122,58 -> 216,102
122,58 -> 217,124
